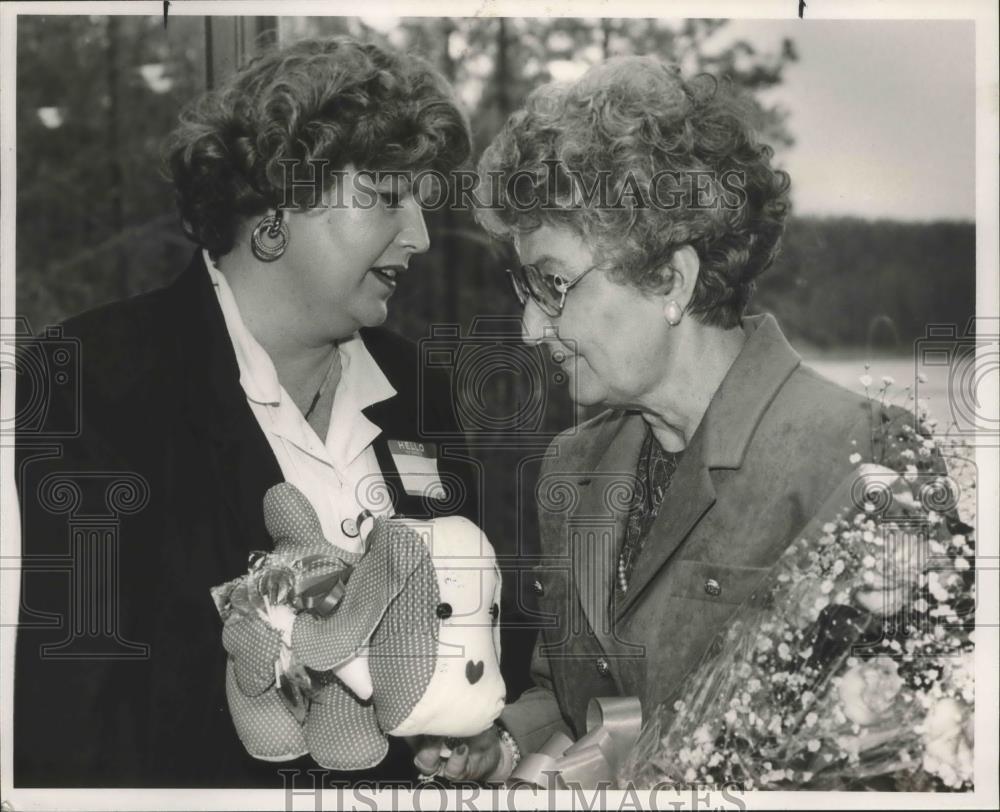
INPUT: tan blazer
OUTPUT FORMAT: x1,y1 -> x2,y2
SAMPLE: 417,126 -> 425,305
501,315 -> 889,753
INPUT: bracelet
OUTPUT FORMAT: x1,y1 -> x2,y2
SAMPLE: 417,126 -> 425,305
491,723 -> 521,782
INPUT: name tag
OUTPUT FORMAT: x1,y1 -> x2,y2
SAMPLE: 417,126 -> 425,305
387,439 -> 446,499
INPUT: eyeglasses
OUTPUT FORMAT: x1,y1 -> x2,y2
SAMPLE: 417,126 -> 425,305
506,263 -> 598,317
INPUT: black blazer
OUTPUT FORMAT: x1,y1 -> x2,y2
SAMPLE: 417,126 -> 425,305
14,251 -> 479,787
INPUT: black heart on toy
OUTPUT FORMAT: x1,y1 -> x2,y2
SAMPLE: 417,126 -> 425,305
465,660 -> 484,685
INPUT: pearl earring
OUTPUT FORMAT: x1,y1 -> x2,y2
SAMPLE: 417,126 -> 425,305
664,300 -> 683,326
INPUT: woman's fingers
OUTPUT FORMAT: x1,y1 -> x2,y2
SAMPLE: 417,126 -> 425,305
414,729 -> 502,782
412,736 -> 446,774
441,744 -> 469,781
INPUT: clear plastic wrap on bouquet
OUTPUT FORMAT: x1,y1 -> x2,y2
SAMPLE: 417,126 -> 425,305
618,462 -> 975,791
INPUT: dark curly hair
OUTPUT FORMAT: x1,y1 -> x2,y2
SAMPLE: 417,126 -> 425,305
475,56 -> 791,328
165,36 -> 471,258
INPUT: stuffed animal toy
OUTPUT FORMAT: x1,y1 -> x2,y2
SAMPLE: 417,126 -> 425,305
212,482 -> 505,770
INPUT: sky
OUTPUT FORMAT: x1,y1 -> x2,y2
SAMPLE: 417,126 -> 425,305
709,20 -> 977,222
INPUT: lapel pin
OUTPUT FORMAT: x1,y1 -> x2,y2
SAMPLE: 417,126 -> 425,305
341,509 -> 376,545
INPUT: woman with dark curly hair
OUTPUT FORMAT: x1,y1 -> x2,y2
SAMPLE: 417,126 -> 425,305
15,36 -> 475,787
415,55 -> 894,783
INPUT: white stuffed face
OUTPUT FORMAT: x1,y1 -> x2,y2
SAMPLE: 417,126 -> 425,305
385,515 -> 505,737
292,513 -> 507,753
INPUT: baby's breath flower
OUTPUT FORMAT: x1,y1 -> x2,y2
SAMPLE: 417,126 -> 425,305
928,572 -> 952,601
860,374 -> 873,388
849,452 -> 862,464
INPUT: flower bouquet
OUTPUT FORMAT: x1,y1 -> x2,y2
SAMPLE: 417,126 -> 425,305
618,389 -> 975,791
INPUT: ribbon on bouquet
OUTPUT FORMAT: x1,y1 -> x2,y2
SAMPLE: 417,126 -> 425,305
511,697 -> 643,789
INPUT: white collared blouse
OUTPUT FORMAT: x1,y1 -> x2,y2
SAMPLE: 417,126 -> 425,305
205,251 -> 395,553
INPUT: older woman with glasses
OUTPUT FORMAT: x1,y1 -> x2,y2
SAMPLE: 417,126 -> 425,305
414,55 -> 909,783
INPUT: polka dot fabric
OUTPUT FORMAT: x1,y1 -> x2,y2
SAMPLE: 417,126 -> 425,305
370,547 -> 438,732
292,520 -> 431,671
225,659 -> 308,761
263,482 -> 363,565
218,482 -> 362,765
216,484 -> 467,771
222,610 -> 283,696
305,681 -> 387,770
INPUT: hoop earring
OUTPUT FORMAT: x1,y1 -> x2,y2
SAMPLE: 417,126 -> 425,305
250,211 -> 288,262
664,300 -> 683,326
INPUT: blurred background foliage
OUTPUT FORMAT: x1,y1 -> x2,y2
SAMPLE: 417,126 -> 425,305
14,15 -> 975,698
15,15 -> 974,351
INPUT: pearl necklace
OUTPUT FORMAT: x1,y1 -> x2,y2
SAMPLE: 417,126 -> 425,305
616,430 -> 679,594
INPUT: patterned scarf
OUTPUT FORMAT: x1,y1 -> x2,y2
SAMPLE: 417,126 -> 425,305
616,425 -> 683,595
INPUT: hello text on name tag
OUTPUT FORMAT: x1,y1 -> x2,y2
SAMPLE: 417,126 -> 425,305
387,439 -> 446,499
